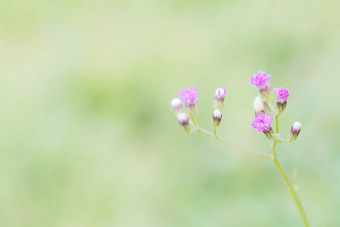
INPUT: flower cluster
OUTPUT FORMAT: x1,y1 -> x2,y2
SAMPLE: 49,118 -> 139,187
171,87 -> 199,131
171,71 -> 307,226
171,70 -> 302,142
250,71 -> 301,141
171,86 -> 227,131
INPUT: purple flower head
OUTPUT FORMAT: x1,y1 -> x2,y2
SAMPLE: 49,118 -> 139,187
276,87 -> 289,103
178,87 -> 198,107
250,71 -> 271,89
251,112 -> 273,132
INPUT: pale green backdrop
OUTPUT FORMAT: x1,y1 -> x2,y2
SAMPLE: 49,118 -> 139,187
1,0 -> 340,226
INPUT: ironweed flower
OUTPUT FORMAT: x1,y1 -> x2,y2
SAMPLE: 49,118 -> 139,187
276,87 -> 289,112
178,87 -> 198,107
251,71 -> 272,101
178,87 -> 198,119
250,71 -> 271,89
251,112 -> 274,139
276,87 -> 289,103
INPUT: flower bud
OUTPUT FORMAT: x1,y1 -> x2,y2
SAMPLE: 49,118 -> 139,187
276,87 -> 289,113
215,88 -> 226,101
177,113 -> 190,131
214,87 -> 226,110
212,109 -> 222,127
289,121 -> 301,142
171,98 -> 183,112
253,96 -> 265,114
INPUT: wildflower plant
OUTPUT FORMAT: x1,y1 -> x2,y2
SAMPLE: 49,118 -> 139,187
171,72 -> 309,227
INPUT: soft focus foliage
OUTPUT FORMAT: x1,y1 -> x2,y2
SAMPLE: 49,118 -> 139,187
1,0 -> 340,226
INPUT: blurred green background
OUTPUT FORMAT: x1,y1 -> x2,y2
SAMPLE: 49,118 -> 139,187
1,0 -> 340,226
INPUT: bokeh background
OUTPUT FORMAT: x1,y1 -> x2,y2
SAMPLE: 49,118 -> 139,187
1,0 -> 340,226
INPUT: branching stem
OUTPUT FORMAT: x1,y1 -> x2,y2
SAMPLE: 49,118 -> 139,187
194,126 -> 274,160
192,115 -> 310,226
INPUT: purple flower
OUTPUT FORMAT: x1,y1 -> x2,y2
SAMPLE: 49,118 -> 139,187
250,71 -> 271,89
276,87 -> 289,103
251,112 -> 273,132
178,87 -> 198,107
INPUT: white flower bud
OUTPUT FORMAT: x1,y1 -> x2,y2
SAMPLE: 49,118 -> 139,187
292,122 -> 302,132
171,98 -> 182,111
177,113 -> 188,125
212,109 -> 222,127
177,113 -> 190,132
213,109 -> 222,119
253,96 -> 265,113
289,121 -> 302,142
215,88 -> 226,101
214,87 -> 227,110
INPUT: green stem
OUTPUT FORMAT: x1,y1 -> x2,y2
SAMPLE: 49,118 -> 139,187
272,141 -> 310,227
276,114 -> 279,133
191,117 -> 197,127
273,115 -> 310,226
195,126 -> 273,160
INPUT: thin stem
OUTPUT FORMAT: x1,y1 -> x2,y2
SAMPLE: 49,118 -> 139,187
273,120 -> 310,226
195,126 -> 273,160
276,114 -> 279,133
191,118 -> 197,127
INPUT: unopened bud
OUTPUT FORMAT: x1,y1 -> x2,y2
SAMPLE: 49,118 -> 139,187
177,113 -> 190,131
212,109 -> 222,127
253,96 -> 265,114
215,88 -> 226,101
171,98 -> 183,112
289,121 -> 301,142
214,87 -> 226,110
